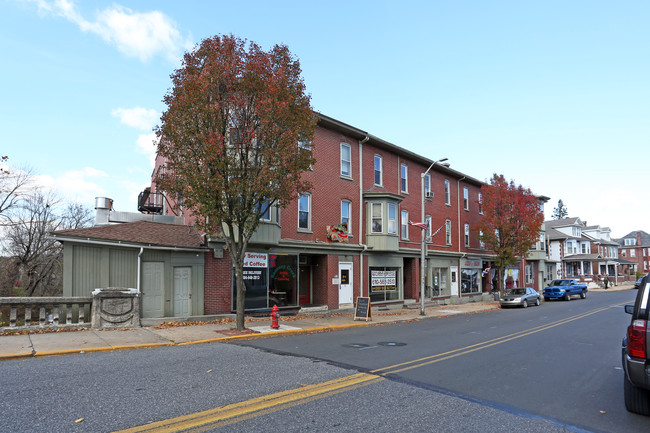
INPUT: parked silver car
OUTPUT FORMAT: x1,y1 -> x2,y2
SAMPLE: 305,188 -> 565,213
500,287 -> 540,308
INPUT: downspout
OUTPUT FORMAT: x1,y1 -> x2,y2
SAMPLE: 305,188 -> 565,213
137,247 -> 144,293
457,176 -> 465,297
358,135 -> 370,298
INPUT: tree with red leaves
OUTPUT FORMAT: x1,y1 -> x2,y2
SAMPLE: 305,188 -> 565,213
475,174 -> 544,294
155,35 -> 316,330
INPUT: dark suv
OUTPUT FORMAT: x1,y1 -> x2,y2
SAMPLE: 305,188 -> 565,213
622,273 -> 650,415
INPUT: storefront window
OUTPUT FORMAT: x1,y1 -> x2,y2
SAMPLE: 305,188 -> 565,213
504,268 -> 520,289
430,267 -> 448,297
461,269 -> 480,294
232,253 -> 299,311
369,267 -> 401,302
269,254 -> 298,307
232,253 -> 269,310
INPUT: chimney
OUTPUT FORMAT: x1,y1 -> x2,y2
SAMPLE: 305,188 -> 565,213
637,231 -> 642,246
94,197 -> 114,226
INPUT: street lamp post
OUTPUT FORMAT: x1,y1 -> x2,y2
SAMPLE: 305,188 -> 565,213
420,157 -> 449,316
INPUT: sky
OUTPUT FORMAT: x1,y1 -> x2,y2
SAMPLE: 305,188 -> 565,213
2,0 -> 648,239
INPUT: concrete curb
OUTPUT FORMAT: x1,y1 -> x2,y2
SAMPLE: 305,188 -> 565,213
0,303 -> 505,361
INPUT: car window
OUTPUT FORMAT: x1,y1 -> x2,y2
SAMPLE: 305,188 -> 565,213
639,278 -> 649,320
507,289 -> 525,295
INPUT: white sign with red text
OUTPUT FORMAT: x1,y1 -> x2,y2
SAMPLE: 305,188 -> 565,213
243,253 -> 268,268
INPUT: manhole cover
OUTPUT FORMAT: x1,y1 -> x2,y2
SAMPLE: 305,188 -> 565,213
342,343 -> 371,349
377,342 -> 406,347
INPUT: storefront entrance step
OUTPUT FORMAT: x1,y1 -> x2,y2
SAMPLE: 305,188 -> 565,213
299,305 -> 329,313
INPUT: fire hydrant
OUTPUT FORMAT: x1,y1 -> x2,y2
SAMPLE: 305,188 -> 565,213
270,304 -> 280,329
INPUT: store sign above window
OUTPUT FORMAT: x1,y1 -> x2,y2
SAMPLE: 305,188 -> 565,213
244,252 -> 268,268
327,224 -> 348,242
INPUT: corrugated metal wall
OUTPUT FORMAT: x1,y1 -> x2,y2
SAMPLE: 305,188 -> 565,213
72,245 -> 102,296
109,248 -> 138,288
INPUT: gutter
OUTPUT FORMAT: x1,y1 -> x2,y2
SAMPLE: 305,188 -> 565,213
359,135 -> 370,298
50,235 -> 208,253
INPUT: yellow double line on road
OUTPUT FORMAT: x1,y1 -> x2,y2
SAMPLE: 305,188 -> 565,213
115,302 -> 623,432
116,372 -> 382,432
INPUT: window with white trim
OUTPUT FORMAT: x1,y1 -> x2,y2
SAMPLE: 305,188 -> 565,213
374,155 -> 383,186
400,164 -> 408,193
259,200 -> 271,221
401,210 -> 409,240
424,174 -> 431,198
426,215 -> 432,239
464,223 -> 470,246
444,180 -> 450,205
340,143 -> 351,177
463,187 -> 469,211
631,249 -> 636,257
371,203 -> 383,233
388,203 -> 397,234
341,199 -> 351,232
525,264 -> 534,284
479,230 -> 485,249
298,194 -> 311,230
478,193 -> 483,214
445,219 -> 452,245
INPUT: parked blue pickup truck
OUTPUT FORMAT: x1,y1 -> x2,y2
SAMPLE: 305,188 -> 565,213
543,279 -> 588,301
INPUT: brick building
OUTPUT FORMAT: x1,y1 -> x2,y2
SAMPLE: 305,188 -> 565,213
54,113 -> 551,319
617,231 -> 650,278
149,114 -> 497,315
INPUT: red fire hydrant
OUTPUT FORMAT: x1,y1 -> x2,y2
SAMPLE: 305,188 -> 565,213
270,304 -> 280,329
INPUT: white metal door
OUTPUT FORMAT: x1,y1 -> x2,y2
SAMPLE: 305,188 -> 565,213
173,267 -> 191,317
450,266 -> 459,297
142,262 -> 164,318
338,262 -> 353,305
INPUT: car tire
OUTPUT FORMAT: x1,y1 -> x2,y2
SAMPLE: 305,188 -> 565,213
522,300 -> 528,308
624,374 -> 650,415
564,292 -> 571,301
544,297 -> 549,302
535,298 -> 540,306
580,290 -> 586,299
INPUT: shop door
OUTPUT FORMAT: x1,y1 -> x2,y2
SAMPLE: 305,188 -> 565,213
299,267 -> 311,305
142,262 -> 164,318
173,267 -> 191,317
450,266 -> 459,297
338,262 -> 353,305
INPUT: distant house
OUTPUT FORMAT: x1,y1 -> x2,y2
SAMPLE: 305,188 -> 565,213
616,230 -> 650,277
582,224 -> 620,276
545,218 -> 623,282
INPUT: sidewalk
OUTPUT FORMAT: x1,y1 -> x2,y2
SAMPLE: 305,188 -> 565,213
1,283 -> 634,362
0,301 -> 501,361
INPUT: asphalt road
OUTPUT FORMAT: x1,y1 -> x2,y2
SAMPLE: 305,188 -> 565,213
1,290 -> 648,433
235,290 -> 649,433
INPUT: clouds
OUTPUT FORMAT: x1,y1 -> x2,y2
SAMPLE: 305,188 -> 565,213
32,167 -> 108,204
27,0 -> 193,62
111,106 -> 159,131
112,106 -> 159,168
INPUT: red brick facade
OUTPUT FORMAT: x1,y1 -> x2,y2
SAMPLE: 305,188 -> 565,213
154,114 -> 495,314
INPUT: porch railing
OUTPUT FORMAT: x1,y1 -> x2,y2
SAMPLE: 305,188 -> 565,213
0,297 -> 93,329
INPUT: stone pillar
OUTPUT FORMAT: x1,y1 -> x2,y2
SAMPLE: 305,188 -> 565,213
91,287 -> 140,329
